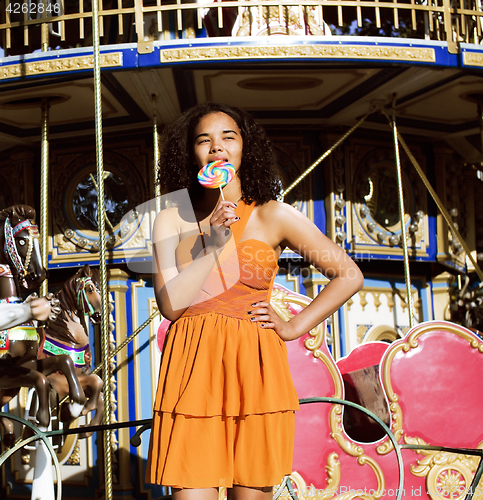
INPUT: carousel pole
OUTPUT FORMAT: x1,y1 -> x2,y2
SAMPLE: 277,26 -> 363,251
92,1 -> 113,499
152,94 -> 161,214
479,102 -> 483,167
39,0 -> 49,298
39,98 -> 49,298
391,97 -> 415,329
33,26 -> 54,500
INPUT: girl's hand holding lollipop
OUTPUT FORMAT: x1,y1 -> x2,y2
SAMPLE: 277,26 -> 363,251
198,160 -> 238,248
197,160 -> 235,200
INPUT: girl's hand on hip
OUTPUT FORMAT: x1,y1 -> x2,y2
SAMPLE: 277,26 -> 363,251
247,301 -> 296,342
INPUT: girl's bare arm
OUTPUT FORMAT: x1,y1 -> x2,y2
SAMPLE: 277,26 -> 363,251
153,201 -> 239,321
249,201 -> 364,341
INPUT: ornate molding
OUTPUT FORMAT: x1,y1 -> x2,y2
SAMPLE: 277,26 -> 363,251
270,286 -> 326,351
463,51 -> 483,67
406,435 -> 483,500
161,45 -> 436,63
0,53 -> 123,80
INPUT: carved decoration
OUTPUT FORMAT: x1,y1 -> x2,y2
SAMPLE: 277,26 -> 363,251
463,52 -> 483,67
434,151 -> 467,270
0,53 -> 123,81
405,435 -> 483,500
271,286 -> 325,351
50,142 -> 151,265
356,282 -> 421,321
233,5 -> 330,37
357,324 -> 371,343
161,45 -> 436,63
65,439 -> 82,466
350,146 -> 428,255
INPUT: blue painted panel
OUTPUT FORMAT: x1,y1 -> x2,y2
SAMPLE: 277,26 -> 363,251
0,36 -> 474,85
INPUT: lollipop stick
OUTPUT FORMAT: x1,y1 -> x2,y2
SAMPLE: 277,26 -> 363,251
219,186 -> 225,201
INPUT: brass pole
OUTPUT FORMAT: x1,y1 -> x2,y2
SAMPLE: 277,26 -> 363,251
153,94 -> 161,214
40,98 -> 50,298
478,103 -> 483,165
391,102 -> 415,328
92,1 -> 113,499
41,0 -> 49,52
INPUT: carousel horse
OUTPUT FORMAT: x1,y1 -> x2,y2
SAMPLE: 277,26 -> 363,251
39,263 -> 104,437
0,205 -> 86,445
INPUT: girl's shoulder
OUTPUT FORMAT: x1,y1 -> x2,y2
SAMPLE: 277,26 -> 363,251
153,206 -> 186,239
254,200 -> 307,244
256,199 -> 302,221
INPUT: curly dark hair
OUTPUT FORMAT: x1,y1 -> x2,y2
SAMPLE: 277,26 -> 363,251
157,102 -> 281,205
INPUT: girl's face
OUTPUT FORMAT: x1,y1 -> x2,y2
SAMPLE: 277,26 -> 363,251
193,112 -> 243,172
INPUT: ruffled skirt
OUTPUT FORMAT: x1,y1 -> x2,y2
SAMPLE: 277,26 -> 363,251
146,312 -> 299,488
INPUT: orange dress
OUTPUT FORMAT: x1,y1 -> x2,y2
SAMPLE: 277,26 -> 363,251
146,201 -> 299,489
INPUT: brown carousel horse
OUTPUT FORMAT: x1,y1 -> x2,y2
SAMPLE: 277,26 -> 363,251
39,263 -> 104,437
0,205 -> 86,445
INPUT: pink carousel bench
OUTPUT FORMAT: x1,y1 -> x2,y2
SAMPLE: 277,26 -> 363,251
272,282 -> 483,500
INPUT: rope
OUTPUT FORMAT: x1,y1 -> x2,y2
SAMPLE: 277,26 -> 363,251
92,309 -> 161,376
394,126 -> 483,283
280,113 -> 370,199
390,104 -> 415,328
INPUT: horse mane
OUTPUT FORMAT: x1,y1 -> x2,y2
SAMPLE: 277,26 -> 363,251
43,264 -> 100,345
0,205 -> 36,225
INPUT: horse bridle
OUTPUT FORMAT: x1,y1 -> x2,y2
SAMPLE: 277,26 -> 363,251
3,217 -> 39,278
75,277 -> 100,316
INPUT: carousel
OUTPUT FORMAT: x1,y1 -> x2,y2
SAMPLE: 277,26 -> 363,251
1,0 -> 483,499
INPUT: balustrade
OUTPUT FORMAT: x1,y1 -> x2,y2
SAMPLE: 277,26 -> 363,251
1,0 -> 482,56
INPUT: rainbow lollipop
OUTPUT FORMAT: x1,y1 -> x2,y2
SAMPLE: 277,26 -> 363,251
197,160 -> 235,200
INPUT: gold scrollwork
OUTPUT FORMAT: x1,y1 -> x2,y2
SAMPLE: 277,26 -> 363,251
161,45 -> 436,63
0,53 -> 123,81
463,52 -> 483,67
276,454 -> 385,500
270,287 -> 325,351
64,438 -> 82,465
330,404 -> 365,457
406,435 -> 483,500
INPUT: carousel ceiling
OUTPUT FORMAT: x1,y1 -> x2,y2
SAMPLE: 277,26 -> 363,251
0,60 -> 482,161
